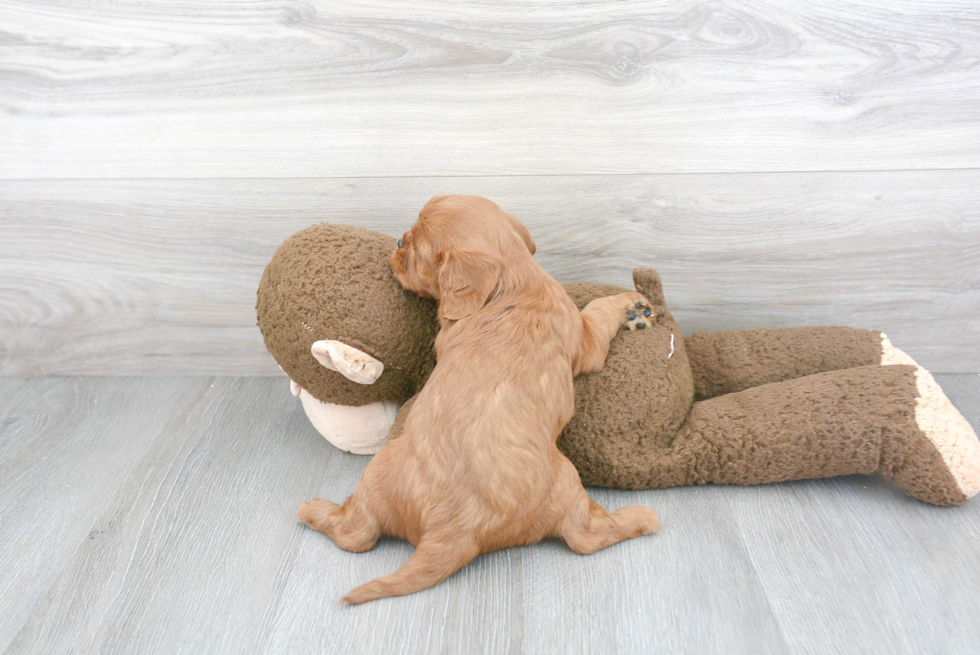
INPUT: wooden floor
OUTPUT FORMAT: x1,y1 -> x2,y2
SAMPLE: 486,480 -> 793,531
1,374 -> 978,654
3,1 -> 980,652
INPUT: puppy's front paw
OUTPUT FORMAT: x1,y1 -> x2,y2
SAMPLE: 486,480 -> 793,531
624,294 -> 655,331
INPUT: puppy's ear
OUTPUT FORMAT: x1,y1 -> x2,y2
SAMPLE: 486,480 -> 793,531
437,248 -> 502,320
505,212 -> 536,255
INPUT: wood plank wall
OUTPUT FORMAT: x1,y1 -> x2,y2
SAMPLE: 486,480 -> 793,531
1,0 -> 978,374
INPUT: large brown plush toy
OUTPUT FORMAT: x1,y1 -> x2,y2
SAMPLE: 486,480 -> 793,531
257,222 -> 980,506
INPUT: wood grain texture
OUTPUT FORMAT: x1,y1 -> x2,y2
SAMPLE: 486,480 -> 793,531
4,0 -> 979,649
4,378 -> 332,654
2,172 -> 977,375
728,377 -> 980,655
732,475 -> 980,655
264,487 -> 791,655
0,375 -> 977,654
518,486 -> 788,655
0,377 -> 210,652
2,0 -> 980,178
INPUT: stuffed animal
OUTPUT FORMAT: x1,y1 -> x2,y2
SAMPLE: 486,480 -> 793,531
257,223 -> 980,505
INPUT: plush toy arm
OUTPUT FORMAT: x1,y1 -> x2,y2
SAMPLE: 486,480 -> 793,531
591,365 -> 979,505
684,327 -> 918,401
575,292 -> 655,375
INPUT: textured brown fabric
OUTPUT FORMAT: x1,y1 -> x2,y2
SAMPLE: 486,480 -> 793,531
559,269 -> 695,477
685,326 -> 884,401
257,226 -> 973,505
567,363 -> 965,505
256,224 -> 439,406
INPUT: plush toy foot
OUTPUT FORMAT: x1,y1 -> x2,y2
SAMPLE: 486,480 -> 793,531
624,296 -> 654,331
882,367 -> 980,505
879,333 -> 919,366
597,365 -> 980,506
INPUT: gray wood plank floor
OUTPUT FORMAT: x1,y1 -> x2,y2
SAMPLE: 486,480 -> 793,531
1,375 -> 978,655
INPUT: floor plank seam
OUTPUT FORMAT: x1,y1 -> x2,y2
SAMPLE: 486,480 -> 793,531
725,496 -> 794,655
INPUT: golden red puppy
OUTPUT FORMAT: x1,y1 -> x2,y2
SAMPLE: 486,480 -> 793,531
298,195 -> 660,604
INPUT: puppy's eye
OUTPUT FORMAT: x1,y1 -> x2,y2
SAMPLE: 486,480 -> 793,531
397,238 -> 403,248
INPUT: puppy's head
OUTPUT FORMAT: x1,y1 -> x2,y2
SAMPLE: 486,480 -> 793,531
391,195 -> 536,321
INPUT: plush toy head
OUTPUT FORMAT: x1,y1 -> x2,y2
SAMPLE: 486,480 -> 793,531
256,222 -> 696,467
256,223 -> 438,410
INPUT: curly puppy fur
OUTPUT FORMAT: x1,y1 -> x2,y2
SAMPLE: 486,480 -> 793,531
298,195 -> 660,604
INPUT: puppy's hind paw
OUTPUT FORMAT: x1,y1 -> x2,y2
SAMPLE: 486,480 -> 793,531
297,498 -> 340,531
614,505 -> 661,535
624,295 -> 655,331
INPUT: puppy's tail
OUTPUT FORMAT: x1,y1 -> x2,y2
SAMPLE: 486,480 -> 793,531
342,536 -> 478,605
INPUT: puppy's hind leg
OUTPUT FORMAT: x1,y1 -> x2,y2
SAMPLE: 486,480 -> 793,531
297,495 -> 381,553
552,457 -> 660,555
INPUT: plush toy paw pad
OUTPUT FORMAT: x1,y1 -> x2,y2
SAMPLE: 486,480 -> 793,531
626,297 -> 655,331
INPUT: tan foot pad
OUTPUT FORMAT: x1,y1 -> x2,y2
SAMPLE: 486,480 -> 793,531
914,367 -> 980,501
880,333 -> 919,367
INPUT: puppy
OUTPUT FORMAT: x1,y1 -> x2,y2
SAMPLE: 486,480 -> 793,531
298,195 -> 660,604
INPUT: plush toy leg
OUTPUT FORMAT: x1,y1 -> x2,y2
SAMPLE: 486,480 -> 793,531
684,327 -> 918,401
618,365 -> 979,505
